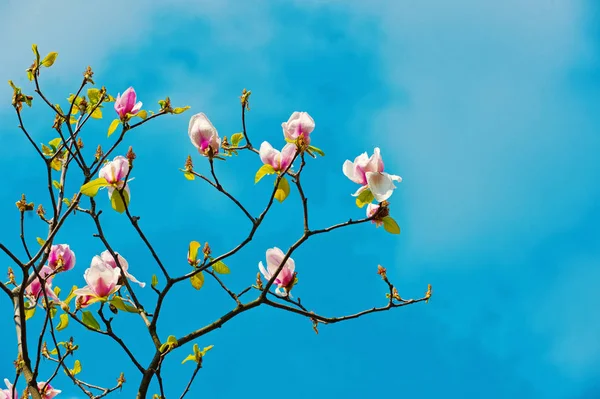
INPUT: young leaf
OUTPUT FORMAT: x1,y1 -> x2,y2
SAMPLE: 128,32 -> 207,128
53,286 -> 61,296
274,177 -> 290,203
110,189 -> 130,214
41,52 -> 58,67
173,106 -> 191,114
36,237 -> 45,246
184,171 -> 195,181
355,189 -> 374,208
48,137 -> 62,150
56,314 -> 69,331
190,272 -> 204,290
107,118 -> 121,137
201,345 -> 214,356
181,354 -> 196,364
90,107 -> 102,119
65,360 -> 82,376
25,305 -> 36,320
80,178 -> 109,197
50,158 -> 62,171
69,115 -> 78,125
81,310 -> 101,331
308,145 -> 325,157
64,285 -> 78,305
230,133 -> 245,147
137,110 -> 148,120
212,261 -> 230,275
382,216 -> 401,234
255,164 -> 275,184
110,296 -> 138,313
32,44 -> 40,62
188,241 -> 201,265
41,143 -> 54,156
87,88 -> 100,104
151,274 -> 158,288
52,180 -> 61,190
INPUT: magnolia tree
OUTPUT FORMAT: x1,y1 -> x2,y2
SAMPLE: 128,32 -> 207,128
0,45 -> 432,399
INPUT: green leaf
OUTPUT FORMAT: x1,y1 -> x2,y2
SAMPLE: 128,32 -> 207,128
56,313 -> 69,331
53,286 -> 61,296
52,180 -> 61,190
110,296 -> 139,313
41,143 -> 54,156
48,137 -> 62,150
382,216 -> 401,234
62,198 -> 71,206
137,110 -> 148,120
81,310 -> 101,331
230,133 -> 244,147
212,261 -> 230,275
36,237 -> 45,246
190,272 -> 204,290
107,118 -> 121,137
87,88 -> 100,104
151,274 -> 158,288
173,106 -> 191,114
90,107 -> 102,119
255,164 -> 275,184
308,145 -> 325,157
25,305 -> 36,320
274,177 -> 290,203
41,52 -> 58,67
110,189 -> 130,214
188,241 -> 201,264
80,178 -> 109,197
50,307 -> 58,318
355,189 -> 374,208
69,115 -> 78,125
184,171 -> 195,181
26,70 -> 34,81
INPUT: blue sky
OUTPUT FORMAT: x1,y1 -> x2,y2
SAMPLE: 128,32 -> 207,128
1,1 -> 599,398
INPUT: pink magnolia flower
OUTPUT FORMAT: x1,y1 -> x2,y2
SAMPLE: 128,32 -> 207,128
114,87 -> 142,120
258,247 -> 296,297
73,256 -> 121,301
259,142 -> 296,172
282,112 -> 314,145
1,378 -> 17,399
99,250 -> 145,288
37,381 -> 61,399
26,266 -> 58,302
366,203 -> 384,227
342,147 -> 402,202
99,155 -> 132,201
188,113 -> 221,157
48,244 -> 76,272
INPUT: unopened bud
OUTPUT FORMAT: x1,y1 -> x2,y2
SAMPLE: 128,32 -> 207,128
83,66 -> 94,84
256,272 -> 263,290
109,303 -> 118,314
392,287 -> 402,301
240,88 -> 251,111
377,265 -> 387,281
117,372 -> 126,388
202,242 -> 211,259
7,267 -> 15,285
126,146 -> 136,165
185,155 -> 194,172
76,137 -> 84,149
36,204 -> 45,218
95,145 -> 103,160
